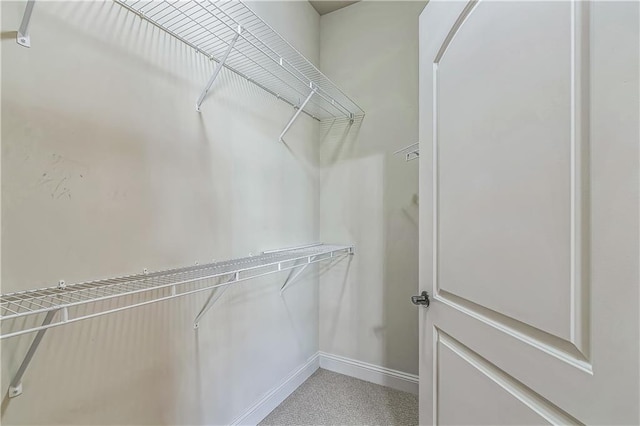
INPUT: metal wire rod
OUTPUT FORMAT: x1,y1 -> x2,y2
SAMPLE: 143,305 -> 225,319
280,261 -> 311,293
16,0 -> 35,47
196,25 -> 242,111
8,309 -> 59,398
279,86 -> 316,142
262,242 -> 322,254
192,273 -> 237,329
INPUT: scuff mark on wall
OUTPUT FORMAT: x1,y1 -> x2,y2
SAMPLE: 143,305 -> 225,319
34,153 -> 88,200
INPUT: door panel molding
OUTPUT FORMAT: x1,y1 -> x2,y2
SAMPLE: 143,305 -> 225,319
568,0 -> 590,361
436,290 -> 592,373
433,327 -> 582,425
432,0 -> 590,362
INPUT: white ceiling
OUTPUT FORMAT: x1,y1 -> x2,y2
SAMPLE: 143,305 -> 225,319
309,1 -> 360,16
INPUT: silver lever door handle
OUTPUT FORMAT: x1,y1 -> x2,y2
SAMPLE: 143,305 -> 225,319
411,291 -> 430,307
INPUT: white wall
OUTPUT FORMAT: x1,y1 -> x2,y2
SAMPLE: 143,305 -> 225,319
1,1 -> 321,424
319,1 -> 426,375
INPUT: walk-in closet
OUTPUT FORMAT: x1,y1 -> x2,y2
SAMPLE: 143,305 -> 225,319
1,0 -> 638,425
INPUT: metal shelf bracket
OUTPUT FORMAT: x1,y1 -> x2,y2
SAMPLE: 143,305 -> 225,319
193,272 -> 238,329
9,309 -> 58,397
405,151 -> 419,161
17,0 -> 35,48
279,84 -> 317,142
280,258 -> 313,294
394,143 -> 419,162
195,25 -> 243,112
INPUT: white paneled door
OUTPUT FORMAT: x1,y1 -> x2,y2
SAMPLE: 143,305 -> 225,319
418,1 -> 639,424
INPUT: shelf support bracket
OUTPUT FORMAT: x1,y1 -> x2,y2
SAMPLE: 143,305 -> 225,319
394,143 -> 419,162
193,273 -> 238,329
195,25 -> 242,112
405,150 -> 419,161
280,258 -> 314,294
279,84 -> 317,142
9,309 -> 59,397
16,0 -> 35,48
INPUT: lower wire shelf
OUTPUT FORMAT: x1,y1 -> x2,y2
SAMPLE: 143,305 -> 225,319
1,243 -> 353,339
2,242 -> 353,397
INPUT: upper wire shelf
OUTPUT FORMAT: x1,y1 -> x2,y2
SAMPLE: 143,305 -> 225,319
115,0 -> 365,122
0,243 -> 353,340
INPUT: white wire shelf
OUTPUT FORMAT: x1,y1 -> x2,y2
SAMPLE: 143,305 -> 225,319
2,242 -> 353,397
0,243 -> 353,340
114,0 -> 365,122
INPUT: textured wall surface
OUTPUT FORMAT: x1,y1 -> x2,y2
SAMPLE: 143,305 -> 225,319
319,1 -> 426,375
1,1 -> 321,424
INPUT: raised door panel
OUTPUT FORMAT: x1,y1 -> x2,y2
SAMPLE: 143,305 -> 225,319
435,330 -> 578,425
435,1 -> 585,347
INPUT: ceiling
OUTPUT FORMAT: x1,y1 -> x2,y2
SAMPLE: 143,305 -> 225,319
309,1 -> 360,16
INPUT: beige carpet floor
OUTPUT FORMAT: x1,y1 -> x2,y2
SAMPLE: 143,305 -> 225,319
259,368 -> 418,426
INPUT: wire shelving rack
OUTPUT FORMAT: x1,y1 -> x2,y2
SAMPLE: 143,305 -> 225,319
2,243 -> 353,397
114,0 -> 365,125
1,243 -> 352,339
14,0 -> 364,139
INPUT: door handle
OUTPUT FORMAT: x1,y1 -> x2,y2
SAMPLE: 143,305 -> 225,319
411,291 -> 430,307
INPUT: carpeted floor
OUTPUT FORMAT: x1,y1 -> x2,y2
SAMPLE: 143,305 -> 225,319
259,369 -> 418,426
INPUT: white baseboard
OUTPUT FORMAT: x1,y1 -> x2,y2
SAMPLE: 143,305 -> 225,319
231,353 -> 320,426
231,351 -> 418,425
319,352 -> 419,395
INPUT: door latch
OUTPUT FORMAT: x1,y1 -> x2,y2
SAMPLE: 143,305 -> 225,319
411,291 -> 430,307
